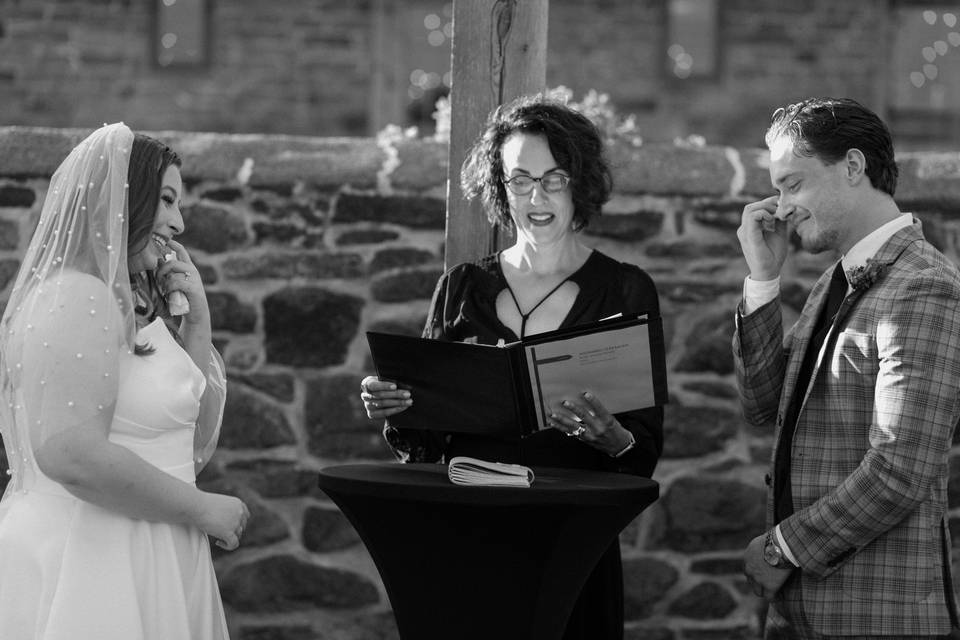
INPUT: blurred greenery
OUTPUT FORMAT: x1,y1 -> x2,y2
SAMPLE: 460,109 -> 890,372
409,86 -> 645,147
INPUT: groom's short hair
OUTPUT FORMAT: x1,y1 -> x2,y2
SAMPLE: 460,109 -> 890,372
765,97 -> 898,197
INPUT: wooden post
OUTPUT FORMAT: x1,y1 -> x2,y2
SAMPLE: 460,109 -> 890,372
444,0 -> 549,269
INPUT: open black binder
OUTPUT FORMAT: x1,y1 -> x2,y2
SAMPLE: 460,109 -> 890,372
366,314 -> 667,439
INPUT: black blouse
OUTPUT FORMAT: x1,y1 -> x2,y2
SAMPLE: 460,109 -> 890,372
384,250 -> 663,478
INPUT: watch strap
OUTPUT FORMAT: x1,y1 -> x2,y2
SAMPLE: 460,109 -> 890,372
612,431 -> 636,458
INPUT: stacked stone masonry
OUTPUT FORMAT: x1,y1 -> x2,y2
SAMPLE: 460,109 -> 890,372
0,0 -> 897,149
2,127 -> 960,640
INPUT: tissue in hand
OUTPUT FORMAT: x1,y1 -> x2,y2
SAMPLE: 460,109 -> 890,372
164,252 -> 190,316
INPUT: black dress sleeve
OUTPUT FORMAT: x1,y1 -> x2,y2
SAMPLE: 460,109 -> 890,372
381,270 -> 455,463
607,262 -> 664,477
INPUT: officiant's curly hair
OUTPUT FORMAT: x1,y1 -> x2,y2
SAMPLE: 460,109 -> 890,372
461,93 -> 613,231
765,97 -> 898,197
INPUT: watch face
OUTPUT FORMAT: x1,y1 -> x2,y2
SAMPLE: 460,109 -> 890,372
764,538 -> 783,566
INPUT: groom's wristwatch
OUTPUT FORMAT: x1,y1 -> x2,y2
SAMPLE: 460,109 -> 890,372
763,531 -> 792,569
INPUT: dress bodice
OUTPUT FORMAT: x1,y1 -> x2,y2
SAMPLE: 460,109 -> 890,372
109,317 -> 206,483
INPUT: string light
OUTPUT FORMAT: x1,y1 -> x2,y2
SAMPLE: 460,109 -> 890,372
908,10 -> 959,90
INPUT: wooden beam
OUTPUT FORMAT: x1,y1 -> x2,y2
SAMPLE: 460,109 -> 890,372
444,0 -> 549,269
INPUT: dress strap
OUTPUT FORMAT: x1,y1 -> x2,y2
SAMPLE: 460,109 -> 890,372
504,276 -> 571,339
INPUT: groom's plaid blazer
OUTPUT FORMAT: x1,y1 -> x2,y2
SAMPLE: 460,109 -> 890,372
734,221 -> 960,636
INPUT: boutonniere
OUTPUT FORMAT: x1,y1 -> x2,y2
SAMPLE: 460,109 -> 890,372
846,259 -> 887,292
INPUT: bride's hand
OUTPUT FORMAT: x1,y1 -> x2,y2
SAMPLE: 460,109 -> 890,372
156,239 -> 207,320
198,492 -> 250,551
361,375 -> 412,419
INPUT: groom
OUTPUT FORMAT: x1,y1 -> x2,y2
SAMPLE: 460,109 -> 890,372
734,97 -> 960,638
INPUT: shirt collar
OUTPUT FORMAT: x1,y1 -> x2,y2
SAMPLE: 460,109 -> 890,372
841,213 -> 913,273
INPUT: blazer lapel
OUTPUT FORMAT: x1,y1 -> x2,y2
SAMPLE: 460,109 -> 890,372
778,265 -> 835,421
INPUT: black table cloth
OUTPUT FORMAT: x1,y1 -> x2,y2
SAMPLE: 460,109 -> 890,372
317,462 -> 659,640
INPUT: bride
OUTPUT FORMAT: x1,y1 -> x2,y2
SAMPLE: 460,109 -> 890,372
0,123 -> 248,639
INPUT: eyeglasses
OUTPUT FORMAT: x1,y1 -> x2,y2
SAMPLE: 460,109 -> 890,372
502,172 -> 571,195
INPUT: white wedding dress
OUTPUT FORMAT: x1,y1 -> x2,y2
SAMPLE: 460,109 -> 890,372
0,317 -> 230,640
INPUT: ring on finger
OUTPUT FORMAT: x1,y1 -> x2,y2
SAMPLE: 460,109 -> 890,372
572,425 -> 586,437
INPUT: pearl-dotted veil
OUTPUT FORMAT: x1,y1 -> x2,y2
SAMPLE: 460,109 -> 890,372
0,123 -> 138,499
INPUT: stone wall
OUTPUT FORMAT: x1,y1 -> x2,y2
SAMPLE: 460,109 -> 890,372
0,0 -> 896,147
2,127 -> 960,639
547,0 -> 888,148
0,0 -> 379,135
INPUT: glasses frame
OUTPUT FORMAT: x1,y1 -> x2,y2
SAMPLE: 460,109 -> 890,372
502,172 -> 571,196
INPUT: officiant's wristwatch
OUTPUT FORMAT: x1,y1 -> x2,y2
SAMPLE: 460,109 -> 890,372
763,531 -> 792,569
612,431 -> 636,458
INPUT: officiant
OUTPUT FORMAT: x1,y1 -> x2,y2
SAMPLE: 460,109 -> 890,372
359,94 -> 663,640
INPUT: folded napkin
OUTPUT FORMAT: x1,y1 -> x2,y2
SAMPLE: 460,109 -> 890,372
447,456 -> 535,487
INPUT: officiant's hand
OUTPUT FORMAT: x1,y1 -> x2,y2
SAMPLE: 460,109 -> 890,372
361,375 -> 413,419
546,391 -> 635,457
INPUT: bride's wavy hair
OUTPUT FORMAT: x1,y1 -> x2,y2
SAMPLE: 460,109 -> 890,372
126,134 -> 182,354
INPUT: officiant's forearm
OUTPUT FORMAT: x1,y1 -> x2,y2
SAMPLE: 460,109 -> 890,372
609,407 -> 662,477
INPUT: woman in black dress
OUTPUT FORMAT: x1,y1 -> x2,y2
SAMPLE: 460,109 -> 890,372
361,94 -> 663,639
